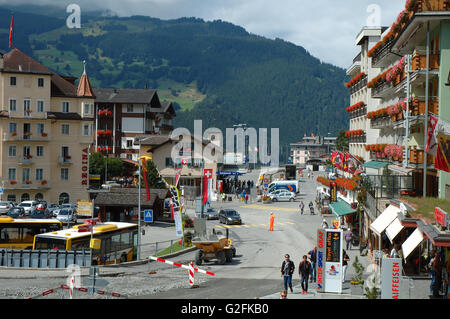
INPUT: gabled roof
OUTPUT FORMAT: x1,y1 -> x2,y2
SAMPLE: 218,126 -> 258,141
2,48 -> 92,99
93,88 -> 157,104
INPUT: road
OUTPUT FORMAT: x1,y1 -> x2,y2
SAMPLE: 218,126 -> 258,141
0,170 -> 329,299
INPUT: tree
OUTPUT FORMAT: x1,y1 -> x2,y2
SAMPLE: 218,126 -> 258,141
89,152 -> 124,181
335,129 -> 349,152
141,159 -> 166,189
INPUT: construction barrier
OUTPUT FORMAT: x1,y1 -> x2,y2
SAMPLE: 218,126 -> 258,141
28,284 -> 127,299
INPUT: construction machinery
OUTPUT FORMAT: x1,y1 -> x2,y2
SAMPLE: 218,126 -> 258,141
192,227 -> 236,265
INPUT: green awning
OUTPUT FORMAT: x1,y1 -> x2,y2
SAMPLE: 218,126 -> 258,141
363,161 -> 388,169
329,199 -> 356,217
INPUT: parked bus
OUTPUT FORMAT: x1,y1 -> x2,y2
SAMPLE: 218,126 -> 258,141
0,216 -> 63,249
33,222 -> 138,265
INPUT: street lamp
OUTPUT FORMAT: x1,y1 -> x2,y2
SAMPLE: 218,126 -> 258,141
134,136 -> 153,261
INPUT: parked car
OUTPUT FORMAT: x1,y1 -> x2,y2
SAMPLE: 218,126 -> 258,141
205,208 -> 219,220
101,181 -> 121,189
30,208 -> 52,219
269,190 -> 296,202
18,201 -> 39,216
219,209 -> 242,225
7,207 -> 25,218
0,201 -> 15,215
60,203 -> 77,211
56,208 -> 77,224
47,203 -> 60,217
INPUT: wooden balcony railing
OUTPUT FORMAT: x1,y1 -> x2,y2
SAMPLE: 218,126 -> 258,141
411,52 -> 440,71
411,97 -> 439,115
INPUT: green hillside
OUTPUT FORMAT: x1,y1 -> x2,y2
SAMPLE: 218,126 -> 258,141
0,6 -> 350,161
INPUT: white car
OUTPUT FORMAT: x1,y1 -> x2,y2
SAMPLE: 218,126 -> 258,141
269,191 -> 296,202
56,208 -> 77,224
18,200 -> 38,215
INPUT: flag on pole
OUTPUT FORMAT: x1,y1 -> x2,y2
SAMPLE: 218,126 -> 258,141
9,15 -> 14,48
141,158 -> 151,201
202,175 -> 208,205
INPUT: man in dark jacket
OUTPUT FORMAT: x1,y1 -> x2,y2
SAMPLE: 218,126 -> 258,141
299,255 -> 312,294
281,254 -> 295,293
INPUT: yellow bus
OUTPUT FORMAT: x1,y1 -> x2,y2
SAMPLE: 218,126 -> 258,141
33,222 -> 138,265
0,216 -> 63,249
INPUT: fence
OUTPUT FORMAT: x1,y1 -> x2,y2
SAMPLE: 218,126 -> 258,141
365,174 -> 414,199
0,249 -> 91,268
0,238 -> 183,268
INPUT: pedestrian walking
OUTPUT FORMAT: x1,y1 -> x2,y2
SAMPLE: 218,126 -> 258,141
280,254 -> 295,293
245,193 -> 248,204
299,201 -> 305,215
299,255 -> 312,294
307,246 -> 317,282
309,201 -> 315,215
269,212 -> 275,231
342,249 -> 350,283
280,290 -> 288,299
344,228 -> 353,250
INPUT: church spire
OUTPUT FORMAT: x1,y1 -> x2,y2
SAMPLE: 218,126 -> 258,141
77,60 -> 95,98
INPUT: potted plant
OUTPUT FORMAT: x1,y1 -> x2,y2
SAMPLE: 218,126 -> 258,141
350,256 -> 365,295
25,180 -> 32,185
26,154 -> 33,159
41,180 -> 48,185
41,132 -> 48,137
11,131 -> 17,136
9,180 -> 17,185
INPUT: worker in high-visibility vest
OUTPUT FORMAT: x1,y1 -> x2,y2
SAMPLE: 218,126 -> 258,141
269,212 -> 275,231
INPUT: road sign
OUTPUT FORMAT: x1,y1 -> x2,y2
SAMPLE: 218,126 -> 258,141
77,200 -> 93,217
144,209 -> 153,223
0,187 -> 3,195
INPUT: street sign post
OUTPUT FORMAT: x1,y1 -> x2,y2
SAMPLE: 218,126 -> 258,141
144,209 -> 153,223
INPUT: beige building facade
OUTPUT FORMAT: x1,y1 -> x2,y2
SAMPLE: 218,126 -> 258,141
0,49 -> 95,204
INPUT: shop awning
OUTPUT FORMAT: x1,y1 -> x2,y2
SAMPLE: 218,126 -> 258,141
370,205 -> 401,236
363,161 -> 388,170
329,199 -> 356,217
385,217 -> 404,243
388,165 -> 415,175
402,228 -> 425,260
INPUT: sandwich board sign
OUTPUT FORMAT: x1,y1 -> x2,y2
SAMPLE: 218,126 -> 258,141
144,209 -> 153,223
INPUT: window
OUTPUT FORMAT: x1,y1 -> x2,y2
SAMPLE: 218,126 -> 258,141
61,146 -> 69,158
37,100 -> 44,113
83,102 -> 93,115
61,124 -> 69,135
36,123 -> 44,134
38,78 -> 44,88
127,140 -> 133,148
8,168 -> 16,181
127,104 -> 133,112
8,145 -> 16,157
7,194 -> 16,202
23,99 -> 31,115
36,146 -> 44,157
35,193 -> 44,201
9,123 -> 17,133
22,168 -> 30,183
62,101 -> 70,113
10,77 -> 16,86
61,168 -> 69,181
21,193 -> 30,202
23,146 -> 31,158
82,124 -> 92,136
9,99 -> 17,112
36,168 -> 43,181
126,154 -> 132,160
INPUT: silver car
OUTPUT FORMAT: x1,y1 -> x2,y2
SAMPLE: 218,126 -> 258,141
269,191 -> 296,202
0,201 -> 15,215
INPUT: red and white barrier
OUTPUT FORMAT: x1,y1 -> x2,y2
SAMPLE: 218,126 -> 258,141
189,262 -> 195,286
149,256 -> 215,276
28,285 -> 125,299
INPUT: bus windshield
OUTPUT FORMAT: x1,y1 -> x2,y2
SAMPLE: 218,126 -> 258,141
34,237 -> 67,250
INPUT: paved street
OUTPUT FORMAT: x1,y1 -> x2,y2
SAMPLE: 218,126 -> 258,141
0,170 -> 433,299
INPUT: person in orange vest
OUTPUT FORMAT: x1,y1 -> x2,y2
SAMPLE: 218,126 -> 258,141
269,212 -> 275,231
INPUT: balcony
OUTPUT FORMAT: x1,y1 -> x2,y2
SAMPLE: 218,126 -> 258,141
410,97 -> 439,116
6,180 -> 49,190
411,52 -> 440,71
2,132 -> 50,142
371,39 -> 399,68
371,81 -> 395,99
408,148 -> 436,167
19,156 -> 34,165
350,76 -> 367,95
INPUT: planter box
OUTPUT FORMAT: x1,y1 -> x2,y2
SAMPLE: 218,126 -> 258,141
351,284 -> 364,296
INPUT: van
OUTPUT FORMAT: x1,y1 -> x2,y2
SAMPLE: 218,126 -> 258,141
268,180 -> 300,194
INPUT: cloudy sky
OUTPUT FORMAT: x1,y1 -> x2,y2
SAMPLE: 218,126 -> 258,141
1,0 -> 407,68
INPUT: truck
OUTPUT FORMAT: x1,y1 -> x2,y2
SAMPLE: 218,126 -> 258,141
268,180 -> 300,194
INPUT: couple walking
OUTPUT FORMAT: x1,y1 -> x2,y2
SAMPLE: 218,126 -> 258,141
281,254 -> 313,295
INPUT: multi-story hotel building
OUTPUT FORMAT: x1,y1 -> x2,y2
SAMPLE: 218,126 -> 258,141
0,48 -> 95,204
347,0 -> 450,198
290,135 -> 336,167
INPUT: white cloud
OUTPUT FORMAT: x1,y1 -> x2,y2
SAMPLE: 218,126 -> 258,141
1,0 -> 407,68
